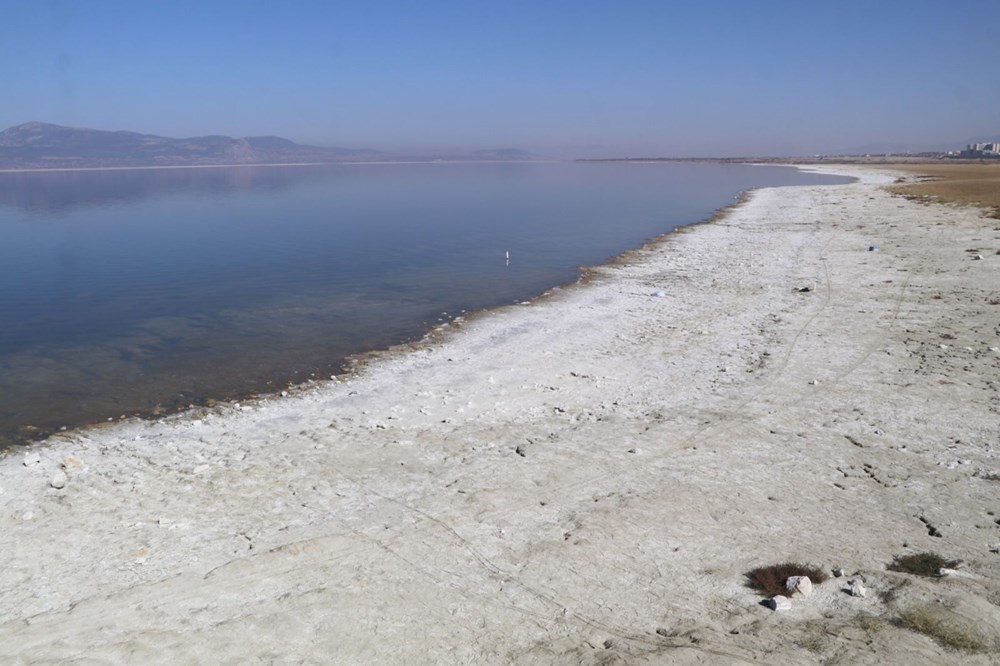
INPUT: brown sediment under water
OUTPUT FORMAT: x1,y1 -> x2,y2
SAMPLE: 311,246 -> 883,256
0,161 -> 851,451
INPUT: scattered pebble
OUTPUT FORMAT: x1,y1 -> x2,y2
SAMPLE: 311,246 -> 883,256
653,290 -> 666,297
764,595 -> 792,611
832,567 -> 845,578
62,455 -> 82,469
785,576 -> 813,597
22,511 -> 34,521
868,245 -> 879,252
49,470 -> 68,489
23,452 -> 41,467
846,579 -> 866,598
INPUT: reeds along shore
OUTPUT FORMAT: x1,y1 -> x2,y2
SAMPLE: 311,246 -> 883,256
0,165 -> 998,664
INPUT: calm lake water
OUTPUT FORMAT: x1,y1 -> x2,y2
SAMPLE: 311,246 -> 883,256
0,162 -> 850,448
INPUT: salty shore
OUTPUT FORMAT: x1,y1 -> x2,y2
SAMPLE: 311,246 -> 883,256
1,166 -> 998,664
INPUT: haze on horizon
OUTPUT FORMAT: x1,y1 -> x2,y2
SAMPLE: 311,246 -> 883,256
2,0 -> 998,159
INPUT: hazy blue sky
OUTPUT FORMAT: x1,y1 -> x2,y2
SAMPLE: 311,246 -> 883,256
2,0 -> 998,157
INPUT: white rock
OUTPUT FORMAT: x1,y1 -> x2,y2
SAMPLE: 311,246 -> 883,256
765,595 -> 792,611
653,290 -> 666,297
785,576 -> 813,597
846,579 -> 866,598
23,452 -> 41,467
22,511 -> 34,521
192,464 -> 211,475
49,470 -> 68,489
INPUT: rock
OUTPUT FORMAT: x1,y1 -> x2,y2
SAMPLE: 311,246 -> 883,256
846,579 -> 866,598
764,595 -> 792,611
832,567 -> 845,578
796,285 -> 813,293
785,576 -> 813,597
972,254 -> 983,260
23,452 -> 41,467
868,245 -> 879,252
62,455 -> 82,469
49,470 -> 68,489
22,511 -> 34,521
653,290 -> 666,297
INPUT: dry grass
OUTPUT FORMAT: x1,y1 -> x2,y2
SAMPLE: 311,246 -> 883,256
887,552 -> 959,577
885,163 -> 1000,218
744,562 -> 828,597
897,606 -> 989,652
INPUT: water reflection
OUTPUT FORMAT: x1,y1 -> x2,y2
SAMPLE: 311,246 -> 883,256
0,164 -> 341,214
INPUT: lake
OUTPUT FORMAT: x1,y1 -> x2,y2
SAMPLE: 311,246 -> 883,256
0,162 -> 850,449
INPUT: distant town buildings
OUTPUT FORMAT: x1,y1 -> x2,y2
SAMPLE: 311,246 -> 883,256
960,142 -> 1000,157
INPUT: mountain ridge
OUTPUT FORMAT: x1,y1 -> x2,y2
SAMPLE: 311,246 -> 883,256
0,122 -> 382,169
0,122 -> 541,169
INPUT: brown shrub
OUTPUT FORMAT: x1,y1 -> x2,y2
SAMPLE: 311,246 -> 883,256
744,562 -> 829,597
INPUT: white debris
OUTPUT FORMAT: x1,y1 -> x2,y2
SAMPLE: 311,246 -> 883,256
765,595 -> 792,611
49,470 -> 68,490
785,576 -> 813,597
846,579 -> 866,598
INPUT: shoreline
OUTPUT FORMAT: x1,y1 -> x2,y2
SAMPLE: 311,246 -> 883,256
0,164 -> 835,453
2,166 -> 998,662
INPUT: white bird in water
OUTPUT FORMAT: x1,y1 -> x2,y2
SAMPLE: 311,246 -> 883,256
505,250 -> 510,266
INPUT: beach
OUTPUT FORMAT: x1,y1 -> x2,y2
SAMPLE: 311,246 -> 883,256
1,165 -> 998,663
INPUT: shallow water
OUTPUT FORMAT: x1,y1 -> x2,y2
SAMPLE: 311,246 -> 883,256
0,162 -> 850,448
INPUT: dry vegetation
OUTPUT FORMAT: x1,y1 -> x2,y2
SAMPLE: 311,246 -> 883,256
888,552 -> 960,577
744,562 -> 829,597
896,606 -> 989,653
885,163 -> 1000,218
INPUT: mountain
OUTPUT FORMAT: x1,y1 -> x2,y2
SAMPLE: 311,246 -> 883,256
0,122 -> 382,169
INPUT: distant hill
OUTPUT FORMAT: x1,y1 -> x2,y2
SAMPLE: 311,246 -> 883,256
0,122 -> 383,169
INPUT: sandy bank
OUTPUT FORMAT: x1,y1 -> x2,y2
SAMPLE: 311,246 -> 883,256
1,166 -> 998,664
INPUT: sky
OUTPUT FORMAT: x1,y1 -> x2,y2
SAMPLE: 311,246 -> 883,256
1,0 -> 999,158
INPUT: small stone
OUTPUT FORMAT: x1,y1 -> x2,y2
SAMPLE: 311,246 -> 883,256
192,464 -> 211,475
846,579 -> 866,598
653,290 -> 666,297
22,511 -> 34,521
972,254 -> 983,260
796,285 -> 813,293
832,567 -> 845,578
23,452 -> 41,467
785,576 -> 813,597
764,595 -> 792,611
62,455 -> 82,469
868,245 -> 879,252
280,390 -> 289,397
49,470 -> 68,489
